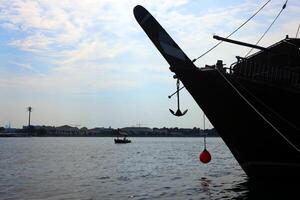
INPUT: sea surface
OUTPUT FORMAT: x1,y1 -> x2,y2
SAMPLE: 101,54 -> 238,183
0,137 -> 297,200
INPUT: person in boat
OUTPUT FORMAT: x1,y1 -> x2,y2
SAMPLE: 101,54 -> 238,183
115,128 -> 120,139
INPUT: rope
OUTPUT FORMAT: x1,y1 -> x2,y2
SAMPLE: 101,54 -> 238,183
216,68 -> 300,153
296,24 -> 300,38
231,73 -> 299,130
245,0 -> 288,57
203,113 -> 207,149
170,1 -> 272,99
192,0 -> 271,63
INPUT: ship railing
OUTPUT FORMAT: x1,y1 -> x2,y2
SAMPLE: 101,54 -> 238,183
229,58 -> 300,88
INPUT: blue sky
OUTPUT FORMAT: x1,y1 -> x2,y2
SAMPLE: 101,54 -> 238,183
0,0 -> 299,128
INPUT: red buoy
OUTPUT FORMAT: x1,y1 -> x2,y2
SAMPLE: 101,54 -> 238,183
199,149 -> 211,164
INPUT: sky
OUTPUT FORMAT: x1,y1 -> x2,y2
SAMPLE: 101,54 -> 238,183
0,0 -> 299,129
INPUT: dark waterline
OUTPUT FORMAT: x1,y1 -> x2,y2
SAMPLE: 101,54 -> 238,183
0,137 -> 297,199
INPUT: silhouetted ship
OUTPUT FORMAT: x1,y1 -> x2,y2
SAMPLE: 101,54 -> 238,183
134,5 -> 300,180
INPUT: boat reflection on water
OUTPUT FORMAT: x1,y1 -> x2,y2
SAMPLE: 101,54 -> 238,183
198,177 -> 212,199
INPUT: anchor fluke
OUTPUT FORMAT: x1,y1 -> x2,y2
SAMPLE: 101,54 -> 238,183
169,109 -> 175,115
182,109 -> 188,115
169,108 -> 188,117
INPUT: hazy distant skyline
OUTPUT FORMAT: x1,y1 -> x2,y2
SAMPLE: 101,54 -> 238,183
1,0 -> 299,128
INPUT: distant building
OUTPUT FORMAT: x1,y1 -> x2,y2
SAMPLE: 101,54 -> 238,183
121,127 -> 152,136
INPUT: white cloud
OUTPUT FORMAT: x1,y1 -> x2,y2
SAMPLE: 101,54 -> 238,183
1,22 -> 18,30
57,39 -> 128,66
9,61 -> 32,70
9,32 -> 52,52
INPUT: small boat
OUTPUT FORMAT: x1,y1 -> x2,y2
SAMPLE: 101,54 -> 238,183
114,129 -> 131,144
114,137 -> 131,144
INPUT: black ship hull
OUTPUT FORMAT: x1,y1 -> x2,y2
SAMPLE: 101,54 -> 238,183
134,5 -> 300,180
176,67 -> 300,180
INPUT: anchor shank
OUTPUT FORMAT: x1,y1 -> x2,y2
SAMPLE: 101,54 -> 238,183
177,79 -> 180,110
168,86 -> 185,99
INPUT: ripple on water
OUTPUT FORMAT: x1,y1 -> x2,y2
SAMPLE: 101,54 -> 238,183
170,176 -> 182,181
96,176 -> 110,180
117,176 -> 131,181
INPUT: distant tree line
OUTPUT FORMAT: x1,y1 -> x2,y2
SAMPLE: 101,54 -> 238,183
0,125 -> 219,137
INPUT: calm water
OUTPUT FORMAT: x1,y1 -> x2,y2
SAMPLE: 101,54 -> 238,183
0,137 -> 297,200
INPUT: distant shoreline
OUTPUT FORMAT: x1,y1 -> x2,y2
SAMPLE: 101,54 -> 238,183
0,126 -> 219,138
0,135 -> 220,138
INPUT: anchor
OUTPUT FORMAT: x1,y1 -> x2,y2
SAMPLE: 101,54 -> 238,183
169,78 -> 188,117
